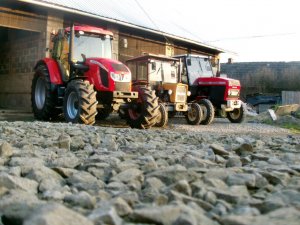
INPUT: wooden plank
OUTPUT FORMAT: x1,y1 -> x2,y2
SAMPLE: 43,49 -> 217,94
0,7 -> 46,32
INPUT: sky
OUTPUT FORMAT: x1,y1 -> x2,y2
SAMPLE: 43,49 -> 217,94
138,0 -> 300,62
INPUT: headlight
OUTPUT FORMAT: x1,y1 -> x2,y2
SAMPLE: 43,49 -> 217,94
110,72 -> 131,82
228,80 -> 240,87
228,89 -> 240,96
168,90 -> 173,95
187,91 -> 191,96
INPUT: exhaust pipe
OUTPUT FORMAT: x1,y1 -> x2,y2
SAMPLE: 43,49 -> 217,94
69,23 -> 74,64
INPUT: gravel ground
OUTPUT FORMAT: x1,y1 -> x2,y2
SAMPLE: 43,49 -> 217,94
0,113 -> 299,225
0,110 -> 293,136
168,118 -> 292,136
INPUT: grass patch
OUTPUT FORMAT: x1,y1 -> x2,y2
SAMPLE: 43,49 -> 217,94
281,123 -> 300,134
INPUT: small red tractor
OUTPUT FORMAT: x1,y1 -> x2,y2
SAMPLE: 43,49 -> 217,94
31,24 -> 159,128
174,54 -> 245,124
126,54 -> 202,127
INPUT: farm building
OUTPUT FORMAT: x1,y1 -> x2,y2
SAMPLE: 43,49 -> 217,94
0,0 -> 224,110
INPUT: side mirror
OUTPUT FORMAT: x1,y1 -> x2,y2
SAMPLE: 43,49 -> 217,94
81,54 -> 86,63
151,62 -> 156,71
187,58 -> 191,66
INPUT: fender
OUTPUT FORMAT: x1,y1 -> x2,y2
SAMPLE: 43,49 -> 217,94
34,58 -> 63,85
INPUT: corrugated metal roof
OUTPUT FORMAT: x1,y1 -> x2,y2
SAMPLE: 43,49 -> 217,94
18,0 -> 225,53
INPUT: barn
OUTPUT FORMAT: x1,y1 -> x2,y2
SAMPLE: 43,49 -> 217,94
0,0 -> 224,110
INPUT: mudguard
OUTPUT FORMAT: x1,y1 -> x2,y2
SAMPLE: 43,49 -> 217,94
34,58 -> 63,85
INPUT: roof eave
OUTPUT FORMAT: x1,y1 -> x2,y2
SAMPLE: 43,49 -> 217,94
18,0 -> 225,53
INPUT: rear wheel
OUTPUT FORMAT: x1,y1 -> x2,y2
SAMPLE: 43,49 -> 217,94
155,103 -> 168,127
185,103 -> 202,125
31,65 -> 60,120
63,80 -> 98,125
198,99 -> 214,125
227,103 -> 245,123
126,87 -> 159,129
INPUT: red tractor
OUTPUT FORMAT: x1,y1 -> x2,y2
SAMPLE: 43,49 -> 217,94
174,54 -> 245,124
31,24 -> 159,128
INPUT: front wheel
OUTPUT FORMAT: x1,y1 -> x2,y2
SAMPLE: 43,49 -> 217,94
198,99 -> 214,125
155,103 -> 168,127
126,86 -> 159,129
185,103 -> 202,125
227,103 -> 245,123
63,80 -> 98,125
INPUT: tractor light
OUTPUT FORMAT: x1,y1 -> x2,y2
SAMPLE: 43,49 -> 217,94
187,91 -> 191,96
110,72 -> 131,82
228,80 -> 240,87
228,89 -> 239,97
110,72 -> 121,81
168,90 -> 173,95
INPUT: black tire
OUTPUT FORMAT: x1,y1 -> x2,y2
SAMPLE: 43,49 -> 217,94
155,103 -> 168,127
185,103 -> 202,125
63,80 -> 98,125
198,99 -> 214,125
126,86 -> 159,129
31,65 -> 60,120
96,106 -> 112,120
227,103 -> 246,123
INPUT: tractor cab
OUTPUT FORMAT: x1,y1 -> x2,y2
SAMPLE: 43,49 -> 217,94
51,25 -> 113,81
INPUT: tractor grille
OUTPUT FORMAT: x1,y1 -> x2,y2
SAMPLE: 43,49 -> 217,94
115,81 -> 131,92
175,86 -> 187,103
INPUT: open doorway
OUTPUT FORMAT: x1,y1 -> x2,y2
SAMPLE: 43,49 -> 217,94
0,27 -> 43,110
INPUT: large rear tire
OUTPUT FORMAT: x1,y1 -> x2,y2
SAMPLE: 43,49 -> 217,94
185,103 -> 202,125
31,65 -> 60,120
155,103 -> 168,128
227,103 -> 245,123
63,80 -> 98,125
126,87 -> 159,129
198,99 -> 214,125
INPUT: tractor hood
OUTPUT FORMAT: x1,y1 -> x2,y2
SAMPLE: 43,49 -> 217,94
87,57 -> 131,82
196,77 -> 240,88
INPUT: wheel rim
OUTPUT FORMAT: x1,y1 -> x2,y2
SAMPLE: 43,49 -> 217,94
67,92 -> 79,119
156,106 -> 163,123
200,105 -> 207,119
35,77 -> 46,110
229,109 -> 241,120
188,106 -> 197,121
128,103 -> 142,120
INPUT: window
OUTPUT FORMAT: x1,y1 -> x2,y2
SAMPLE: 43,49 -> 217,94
72,34 -> 112,61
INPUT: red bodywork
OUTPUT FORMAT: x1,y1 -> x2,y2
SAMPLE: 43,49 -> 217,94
195,77 -> 241,101
35,58 -> 63,85
85,58 -> 131,92
65,25 -> 113,36
37,57 -> 131,92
